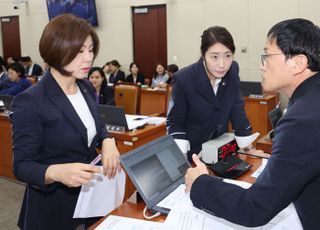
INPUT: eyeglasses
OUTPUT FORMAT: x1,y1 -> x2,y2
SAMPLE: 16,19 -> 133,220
261,53 -> 283,66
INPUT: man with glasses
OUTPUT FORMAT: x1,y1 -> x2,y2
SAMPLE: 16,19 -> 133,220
185,18 -> 320,229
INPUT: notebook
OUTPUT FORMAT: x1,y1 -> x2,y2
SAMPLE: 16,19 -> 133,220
120,135 -> 190,215
0,94 -> 14,114
97,105 -> 129,132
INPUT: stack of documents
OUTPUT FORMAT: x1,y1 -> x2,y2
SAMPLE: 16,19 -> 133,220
95,180 -> 303,230
126,115 -> 166,130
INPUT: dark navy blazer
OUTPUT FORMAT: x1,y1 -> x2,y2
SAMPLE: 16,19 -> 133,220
10,72 -> 110,229
190,73 -> 320,229
166,58 -> 251,160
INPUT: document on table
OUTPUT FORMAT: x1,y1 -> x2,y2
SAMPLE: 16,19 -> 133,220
125,114 -> 166,130
73,167 -> 126,218
95,215 -> 171,230
165,181 -> 302,230
251,158 -> 268,178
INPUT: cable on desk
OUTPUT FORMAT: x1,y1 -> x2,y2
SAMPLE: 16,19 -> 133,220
143,205 -> 161,219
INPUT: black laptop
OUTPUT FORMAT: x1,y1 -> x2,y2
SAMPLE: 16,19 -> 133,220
240,81 -> 263,97
0,94 -> 14,114
97,105 -> 129,132
120,135 -> 190,215
268,106 -> 282,139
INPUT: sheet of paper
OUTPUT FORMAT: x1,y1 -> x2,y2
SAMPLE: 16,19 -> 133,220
235,132 -> 260,148
125,114 -> 148,130
95,215 -> 171,230
165,181 -> 302,229
73,168 -> 126,218
143,116 -> 166,125
251,158 -> 268,178
157,184 -> 189,210
223,179 -> 252,189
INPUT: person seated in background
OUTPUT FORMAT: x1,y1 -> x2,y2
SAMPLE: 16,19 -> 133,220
102,61 -> 112,83
109,60 -> 125,84
166,64 -> 179,85
125,62 -> 145,85
0,62 -> 32,96
6,56 -> 17,67
88,66 -> 114,105
0,64 -> 8,84
20,56 -> 43,77
151,63 -> 168,88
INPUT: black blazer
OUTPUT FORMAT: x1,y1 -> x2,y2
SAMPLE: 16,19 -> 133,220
10,72 -> 110,229
109,70 -> 125,84
166,58 -> 251,161
125,73 -> 145,85
99,83 -> 115,105
27,63 -> 43,76
190,73 -> 320,229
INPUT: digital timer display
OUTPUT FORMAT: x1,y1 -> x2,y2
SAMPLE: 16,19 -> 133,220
217,139 -> 239,161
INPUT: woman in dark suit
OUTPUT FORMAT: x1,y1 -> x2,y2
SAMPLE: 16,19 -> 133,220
88,66 -> 114,105
166,26 -> 258,162
10,14 -> 120,229
125,62 -> 145,85
0,62 -> 32,96
109,60 -> 125,84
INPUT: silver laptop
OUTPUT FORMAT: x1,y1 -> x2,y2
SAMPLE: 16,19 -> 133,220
120,135 -> 190,215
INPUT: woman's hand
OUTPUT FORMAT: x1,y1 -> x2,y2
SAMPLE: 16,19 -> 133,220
101,138 -> 121,179
185,154 -> 209,192
45,163 -> 101,187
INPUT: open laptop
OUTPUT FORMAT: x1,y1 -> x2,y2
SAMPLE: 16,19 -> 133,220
240,81 -> 263,97
97,105 -> 129,132
0,94 -> 14,115
268,106 -> 282,139
120,135 -> 190,215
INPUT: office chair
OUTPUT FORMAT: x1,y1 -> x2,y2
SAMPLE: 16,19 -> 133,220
114,84 -> 140,115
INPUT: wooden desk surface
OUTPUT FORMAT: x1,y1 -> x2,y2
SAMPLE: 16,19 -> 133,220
0,114 -> 15,179
89,154 -> 262,229
256,134 -> 273,154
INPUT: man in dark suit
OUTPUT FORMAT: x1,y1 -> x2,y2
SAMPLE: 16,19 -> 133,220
185,18 -> 320,229
20,56 -> 43,77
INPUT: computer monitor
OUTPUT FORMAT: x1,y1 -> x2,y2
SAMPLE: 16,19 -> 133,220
240,81 -> 263,97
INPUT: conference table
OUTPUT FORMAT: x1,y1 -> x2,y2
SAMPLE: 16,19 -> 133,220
89,153 -> 263,229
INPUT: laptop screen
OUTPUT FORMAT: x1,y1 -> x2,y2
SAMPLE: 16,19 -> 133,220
120,135 -> 190,209
268,106 -> 282,129
0,94 -> 14,111
97,105 -> 129,131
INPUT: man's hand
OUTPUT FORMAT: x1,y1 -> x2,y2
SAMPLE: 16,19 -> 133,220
185,154 -> 209,192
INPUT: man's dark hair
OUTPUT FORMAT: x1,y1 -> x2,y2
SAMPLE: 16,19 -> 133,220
268,18 -> 320,71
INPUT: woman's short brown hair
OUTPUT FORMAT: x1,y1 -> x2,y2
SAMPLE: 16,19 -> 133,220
39,14 -> 100,76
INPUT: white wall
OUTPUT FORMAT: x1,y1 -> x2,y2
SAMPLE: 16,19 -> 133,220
0,0 -> 319,81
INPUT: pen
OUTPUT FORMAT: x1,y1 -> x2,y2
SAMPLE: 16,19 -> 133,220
237,151 -> 270,159
90,154 -> 102,165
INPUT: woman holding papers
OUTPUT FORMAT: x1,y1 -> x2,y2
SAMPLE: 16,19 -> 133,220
166,26 -> 258,162
10,14 -> 120,229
